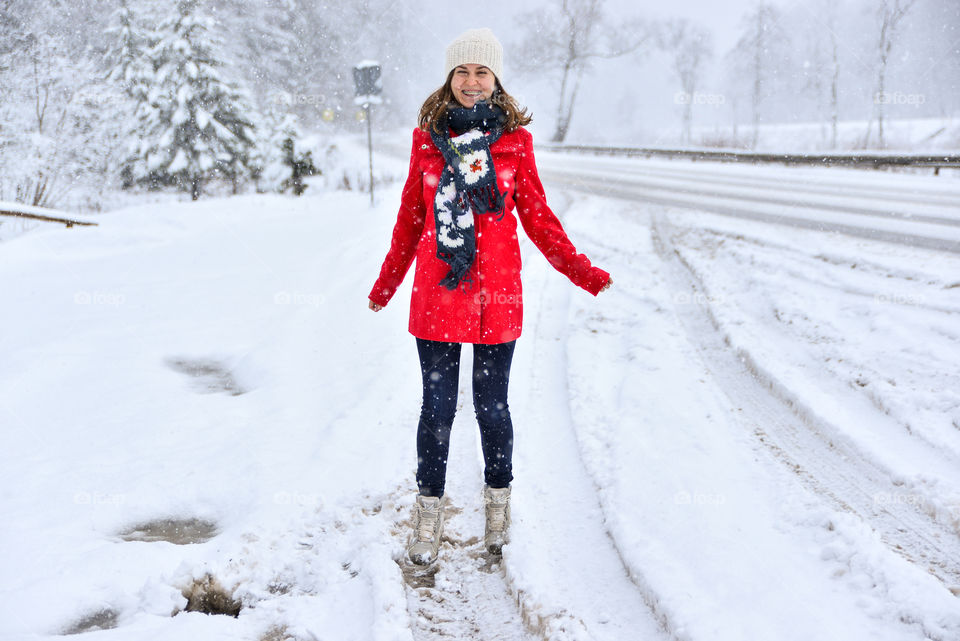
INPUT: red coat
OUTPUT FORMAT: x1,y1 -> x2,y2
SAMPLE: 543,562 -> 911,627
369,126 -> 609,345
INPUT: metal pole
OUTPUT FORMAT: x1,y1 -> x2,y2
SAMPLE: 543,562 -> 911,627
366,103 -> 374,207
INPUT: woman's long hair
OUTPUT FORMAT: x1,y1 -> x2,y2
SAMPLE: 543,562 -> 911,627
418,71 -> 532,134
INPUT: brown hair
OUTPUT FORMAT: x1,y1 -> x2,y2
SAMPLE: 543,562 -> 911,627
418,70 -> 532,134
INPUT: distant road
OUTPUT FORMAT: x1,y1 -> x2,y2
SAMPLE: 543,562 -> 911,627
535,151 -> 960,253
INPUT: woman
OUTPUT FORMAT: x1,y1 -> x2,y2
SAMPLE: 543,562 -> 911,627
368,28 -> 612,565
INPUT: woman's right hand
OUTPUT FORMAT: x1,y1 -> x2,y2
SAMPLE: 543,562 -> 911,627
368,299 -> 384,312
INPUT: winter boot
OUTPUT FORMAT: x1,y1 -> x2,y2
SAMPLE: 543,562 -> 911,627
407,494 -> 444,565
483,485 -> 511,555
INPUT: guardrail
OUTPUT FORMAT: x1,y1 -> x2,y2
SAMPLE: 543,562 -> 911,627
538,144 -> 960,175
0,208 -> 98,228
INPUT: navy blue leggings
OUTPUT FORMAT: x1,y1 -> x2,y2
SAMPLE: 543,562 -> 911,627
415,338 -> 516,497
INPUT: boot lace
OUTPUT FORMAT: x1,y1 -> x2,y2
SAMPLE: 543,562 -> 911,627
485,498 -> 507,532
416,503 -> 440,541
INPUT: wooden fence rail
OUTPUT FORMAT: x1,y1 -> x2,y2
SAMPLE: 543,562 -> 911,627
0,209 -> 98,228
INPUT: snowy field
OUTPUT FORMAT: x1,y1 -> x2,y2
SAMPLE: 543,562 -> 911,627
1,147 -> 960,641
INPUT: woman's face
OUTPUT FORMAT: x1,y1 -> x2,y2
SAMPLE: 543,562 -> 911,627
450,64 -> 496,108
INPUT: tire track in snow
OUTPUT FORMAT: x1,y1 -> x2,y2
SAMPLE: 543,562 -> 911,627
504,224 -> 673,641
648,212 -> 960,593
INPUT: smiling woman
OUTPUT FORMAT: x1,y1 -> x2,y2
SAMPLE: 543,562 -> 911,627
367,27 -> 613,567
450,64 -> 495,107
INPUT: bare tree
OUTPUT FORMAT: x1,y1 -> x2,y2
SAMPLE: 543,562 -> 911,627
514,0 -> 651,143
872,0 -> 917,148
793,0 -> 843,149
658,19 -> 713,145
827,14 -> 841,149
0,0 -> 125,206
727,3 -> 787,149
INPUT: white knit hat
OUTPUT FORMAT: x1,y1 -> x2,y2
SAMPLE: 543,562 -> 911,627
444,28 -> 503,82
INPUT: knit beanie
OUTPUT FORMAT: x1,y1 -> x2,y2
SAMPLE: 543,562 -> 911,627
444,28 -> 503,82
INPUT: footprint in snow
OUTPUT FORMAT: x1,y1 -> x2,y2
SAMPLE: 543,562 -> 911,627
165,357 -> 248,396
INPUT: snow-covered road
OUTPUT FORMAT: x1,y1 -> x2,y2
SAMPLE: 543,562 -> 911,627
1,148 -> 958,640
537,153 -> 960,253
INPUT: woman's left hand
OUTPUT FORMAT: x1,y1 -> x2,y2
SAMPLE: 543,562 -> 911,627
600,277 -> 613,293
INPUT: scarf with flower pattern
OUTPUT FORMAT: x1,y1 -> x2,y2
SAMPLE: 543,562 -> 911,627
429,101 -> 505,290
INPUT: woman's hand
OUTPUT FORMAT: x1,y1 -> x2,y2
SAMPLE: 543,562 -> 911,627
368,299 -> 384,312
600,276 -> 613,293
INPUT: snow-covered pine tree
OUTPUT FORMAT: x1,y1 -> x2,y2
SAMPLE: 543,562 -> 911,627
105,0 -> 150,101
104,0 -> 154,188
131,0 -> 257,200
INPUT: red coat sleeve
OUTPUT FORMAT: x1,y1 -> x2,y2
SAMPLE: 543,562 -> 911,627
514,129 -> 610,295
368,129 -> 428,307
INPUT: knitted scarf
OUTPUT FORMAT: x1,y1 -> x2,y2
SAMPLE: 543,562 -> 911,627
429,101 -> 506,290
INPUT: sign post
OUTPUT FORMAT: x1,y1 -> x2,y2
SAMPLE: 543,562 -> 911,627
352,61 -> 382,207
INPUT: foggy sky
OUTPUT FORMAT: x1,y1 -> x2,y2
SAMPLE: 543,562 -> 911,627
388,0 -> 959,145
